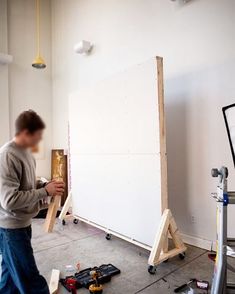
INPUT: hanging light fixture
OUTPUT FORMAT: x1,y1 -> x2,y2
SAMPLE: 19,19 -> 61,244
32,0 -> 46,69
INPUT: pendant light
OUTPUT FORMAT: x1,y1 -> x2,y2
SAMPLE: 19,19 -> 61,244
32,0 -> 46,69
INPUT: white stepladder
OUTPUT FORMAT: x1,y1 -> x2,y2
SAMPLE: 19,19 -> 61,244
211,166 -> 235,294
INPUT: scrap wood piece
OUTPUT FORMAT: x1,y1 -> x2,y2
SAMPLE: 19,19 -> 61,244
44,195 -> 60,233
44,176 -> 64,233
148,209 -> 187,266
49,269 -> 60,294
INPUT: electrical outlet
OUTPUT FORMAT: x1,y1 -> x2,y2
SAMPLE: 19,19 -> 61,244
191,215 -> 196,223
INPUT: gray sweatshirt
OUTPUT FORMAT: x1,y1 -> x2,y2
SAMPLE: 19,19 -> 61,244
0,141 -> 48,229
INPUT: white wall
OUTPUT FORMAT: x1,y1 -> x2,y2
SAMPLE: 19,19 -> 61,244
51,0 -> 235,247
7,0 -> 52,178
0,0 -> 10,146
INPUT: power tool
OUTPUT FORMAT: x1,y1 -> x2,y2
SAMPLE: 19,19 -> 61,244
89,270 -> 103,294
174,278 -> 209,293
60,264 -> 120,292
65,277 -> 77,294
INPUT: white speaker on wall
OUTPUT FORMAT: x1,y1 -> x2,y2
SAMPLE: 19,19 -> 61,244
170,0 -> 191,2
0,52 -> 13,65
74,40 -> 93,54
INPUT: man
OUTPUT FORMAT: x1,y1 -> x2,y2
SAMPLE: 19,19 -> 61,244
0,110 -> 65,294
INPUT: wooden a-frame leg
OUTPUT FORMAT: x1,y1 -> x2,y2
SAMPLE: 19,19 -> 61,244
59,191 -> 72,221
163,234 -> 169,254
148,209 -> 186,266
148,209 -> 171,265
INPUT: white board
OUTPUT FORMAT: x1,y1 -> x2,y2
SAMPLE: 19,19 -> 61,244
69,57 -> 166,247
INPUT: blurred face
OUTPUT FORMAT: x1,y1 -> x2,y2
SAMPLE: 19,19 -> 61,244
19,129 -> 43,148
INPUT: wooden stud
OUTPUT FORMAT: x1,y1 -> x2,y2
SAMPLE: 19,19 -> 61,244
44,177 -> 63,233
44,196 -> 60,233
156,56 -> 168,213
148,209 -> 186,266
156,56 -> 169,253
49,269 -> 60,294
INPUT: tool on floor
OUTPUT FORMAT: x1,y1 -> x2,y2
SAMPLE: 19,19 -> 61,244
65,277 -> 77,294
208,252 -> 216,262
184,289 -> 195,294
76,262 -> 81,271
60,264 -> 120,292
195,280 -> 209,290
65,264 -> 76,275
174,279 -> 196,293
89,270 -> 103,294
211,166 -> 235,293
174,279 -> 209,293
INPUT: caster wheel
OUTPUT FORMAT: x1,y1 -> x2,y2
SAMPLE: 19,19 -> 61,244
163,259 -> 169,263
106,233 -> 112,240
179,253 -> 186,260
62,220 -> 66,226
148,265 -> 156,275
73,219 -> 79,224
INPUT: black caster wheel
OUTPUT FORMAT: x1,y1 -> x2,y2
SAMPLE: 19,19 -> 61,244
163,259 -> 169,263
62,220 -> 66,226
179,253 -> 186,260
73,219 -> 79,224
106,233 -> 112,240
148,265 -> 157,275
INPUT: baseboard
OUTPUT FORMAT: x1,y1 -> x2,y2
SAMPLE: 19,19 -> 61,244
181,233 -> 216,251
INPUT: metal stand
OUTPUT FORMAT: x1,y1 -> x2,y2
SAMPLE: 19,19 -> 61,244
211,166 -> 235,294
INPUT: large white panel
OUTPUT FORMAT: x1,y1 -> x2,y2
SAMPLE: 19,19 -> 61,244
69,58 -> 159,155
69,58 -> 162,247
71,154 -> 162,247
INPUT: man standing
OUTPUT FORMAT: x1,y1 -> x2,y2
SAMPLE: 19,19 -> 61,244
0,110 -> 65,294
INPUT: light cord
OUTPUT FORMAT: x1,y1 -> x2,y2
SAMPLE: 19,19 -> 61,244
36,0 -> 40,56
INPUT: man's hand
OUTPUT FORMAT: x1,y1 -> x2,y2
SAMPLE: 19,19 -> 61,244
45,180 -> 65,196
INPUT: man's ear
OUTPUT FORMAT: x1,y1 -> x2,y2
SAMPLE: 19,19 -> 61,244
23,129 -> 31,136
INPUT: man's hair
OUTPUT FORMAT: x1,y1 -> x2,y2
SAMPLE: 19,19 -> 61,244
15,110 -> 45,135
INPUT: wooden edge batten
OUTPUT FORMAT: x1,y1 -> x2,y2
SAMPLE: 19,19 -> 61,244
156,56 -> 169,254
156,56 -> 168,213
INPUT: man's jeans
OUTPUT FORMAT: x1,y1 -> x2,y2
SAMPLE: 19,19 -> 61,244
0,226 -> 49,294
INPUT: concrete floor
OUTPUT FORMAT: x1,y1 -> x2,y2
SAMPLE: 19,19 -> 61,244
31,219 -> 217,294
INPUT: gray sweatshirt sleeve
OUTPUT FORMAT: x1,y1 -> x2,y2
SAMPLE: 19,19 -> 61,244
36,179 -> 47,189
0,152 -> 47,211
